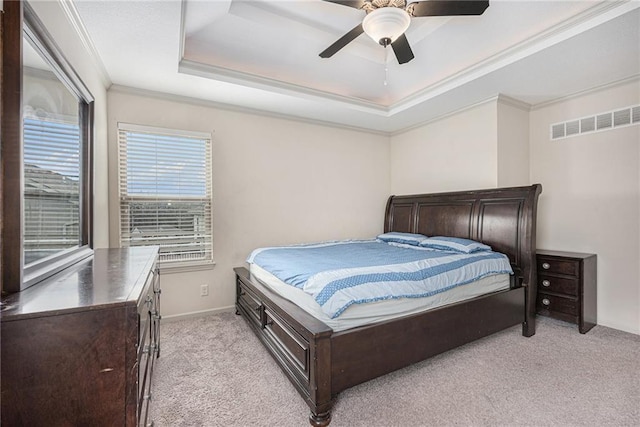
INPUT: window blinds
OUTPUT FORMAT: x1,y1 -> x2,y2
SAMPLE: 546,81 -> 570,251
117,123 -> 213,266
23,117 -> 81,265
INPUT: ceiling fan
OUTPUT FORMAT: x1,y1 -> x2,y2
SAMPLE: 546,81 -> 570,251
320,0 -> 489,64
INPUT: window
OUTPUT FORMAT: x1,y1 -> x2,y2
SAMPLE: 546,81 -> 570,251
1,2 -> 94,293
117,123 -> 213,267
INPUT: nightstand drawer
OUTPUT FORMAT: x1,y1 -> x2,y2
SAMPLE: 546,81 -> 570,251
538,275 -> 579,296
537,256 -> 579,277
537,293 -> 578,317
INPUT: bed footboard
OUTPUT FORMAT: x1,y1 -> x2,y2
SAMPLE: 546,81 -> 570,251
234,267 -> 334,426
330,286 -> 525,393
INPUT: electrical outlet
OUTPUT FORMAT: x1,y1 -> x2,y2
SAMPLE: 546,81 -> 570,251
200,284 -> 209,297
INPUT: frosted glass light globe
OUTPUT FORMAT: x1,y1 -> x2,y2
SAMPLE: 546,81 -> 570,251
363,7 -> 411,46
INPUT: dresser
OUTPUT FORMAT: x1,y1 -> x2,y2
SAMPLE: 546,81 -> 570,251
536,249 -> 596,334
1,247 -> 161,426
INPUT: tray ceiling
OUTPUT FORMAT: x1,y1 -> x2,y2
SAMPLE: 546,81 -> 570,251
73,0 -> 640,133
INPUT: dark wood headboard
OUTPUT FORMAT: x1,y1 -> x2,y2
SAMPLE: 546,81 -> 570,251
384,184 -> 542,331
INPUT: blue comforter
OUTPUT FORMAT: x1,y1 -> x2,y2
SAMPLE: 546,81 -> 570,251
248,240 -> 512,318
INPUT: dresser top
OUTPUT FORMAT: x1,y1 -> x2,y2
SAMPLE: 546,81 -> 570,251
536,249 -> 596,260
1,247 -> 158,321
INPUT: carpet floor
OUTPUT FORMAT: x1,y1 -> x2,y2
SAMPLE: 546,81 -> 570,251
149,312 -> 639,426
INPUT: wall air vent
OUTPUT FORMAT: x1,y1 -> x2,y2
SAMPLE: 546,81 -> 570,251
614,109 -> 631,127
550,104 -> 640,140
596,113 -> 612,130
566,120 -> 580,136
551,123 -> 565,139
633,106 -> 640,123
580,117 -> 595,133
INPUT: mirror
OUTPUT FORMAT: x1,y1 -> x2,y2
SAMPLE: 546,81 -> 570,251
0,1 -> 95,292
22,35 -> 82,265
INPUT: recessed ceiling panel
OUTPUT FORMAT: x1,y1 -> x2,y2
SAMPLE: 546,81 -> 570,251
181,0 -> 608,107
72,0 -> 640,133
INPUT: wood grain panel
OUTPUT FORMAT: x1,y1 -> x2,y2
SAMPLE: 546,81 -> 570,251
1,308 -> 128,426
477,200 -> 523,265
1,0 -> 24,292
415,202 -> 474,238
331,287 -> 525,393
385,202 -> 414,233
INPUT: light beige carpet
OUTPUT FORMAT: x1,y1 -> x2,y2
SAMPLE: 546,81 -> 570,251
149,312 -> 639,426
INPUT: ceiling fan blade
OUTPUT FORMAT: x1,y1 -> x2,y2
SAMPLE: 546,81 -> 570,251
319,23 -> 364,58
391,33 -> 414,64
322,0 -> 369,9
410,0 -> 489,17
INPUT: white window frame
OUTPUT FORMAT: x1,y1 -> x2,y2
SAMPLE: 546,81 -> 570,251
117,122 -> 213,271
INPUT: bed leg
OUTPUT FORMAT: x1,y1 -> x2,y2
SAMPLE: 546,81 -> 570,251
309,411 -> 331,427
522,320 -> 535,337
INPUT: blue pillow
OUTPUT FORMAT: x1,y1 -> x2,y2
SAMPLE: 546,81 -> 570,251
377,232 -> 428,246
420,236 -> 492,253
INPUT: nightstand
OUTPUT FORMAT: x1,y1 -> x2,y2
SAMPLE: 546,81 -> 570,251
536,250 -> 597,334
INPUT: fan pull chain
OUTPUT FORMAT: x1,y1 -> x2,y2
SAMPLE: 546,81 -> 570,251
384,48 -> 389,86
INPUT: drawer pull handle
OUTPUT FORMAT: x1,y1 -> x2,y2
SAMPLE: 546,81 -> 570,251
239,291 -> 246,296
542,262 -> 550,270
255,305 -> 262,312
542,298 -> 550,306
542,280 -> 550,287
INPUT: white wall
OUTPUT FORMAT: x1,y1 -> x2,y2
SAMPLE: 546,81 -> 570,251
390,101 -> 498,195
107,89 -> 390,317
530,80 -> 640,334
29,0 -> 110,248
497,99 -> 530,187
390,88 -> 639,334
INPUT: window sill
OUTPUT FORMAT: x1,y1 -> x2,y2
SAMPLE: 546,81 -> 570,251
159,261 -> 216,275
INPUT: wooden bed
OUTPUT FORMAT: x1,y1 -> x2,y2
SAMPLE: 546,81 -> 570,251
234,184 -> 542,426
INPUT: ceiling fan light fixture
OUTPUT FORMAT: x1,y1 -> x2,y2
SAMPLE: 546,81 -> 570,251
362,7 -> 411,46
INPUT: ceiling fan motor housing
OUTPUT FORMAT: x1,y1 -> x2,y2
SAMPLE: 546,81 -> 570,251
362,7 -> 411,46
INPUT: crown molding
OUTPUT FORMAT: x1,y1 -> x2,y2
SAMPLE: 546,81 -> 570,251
59,0 -> 112,88
388,0 -> 638,116
177,0 -> 638,120
389,94 -> 502,137
108,84 -> 391,137
496,94 -> 531,112
531,74 -> 640,111
178,59 -> 389,116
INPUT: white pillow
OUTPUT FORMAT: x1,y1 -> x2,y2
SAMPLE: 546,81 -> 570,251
376,232 -> 428,246
420,236 -> 492,253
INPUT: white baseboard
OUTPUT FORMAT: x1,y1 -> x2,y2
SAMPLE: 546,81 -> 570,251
597,317 -> 640,335
162,305 -> 235,322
